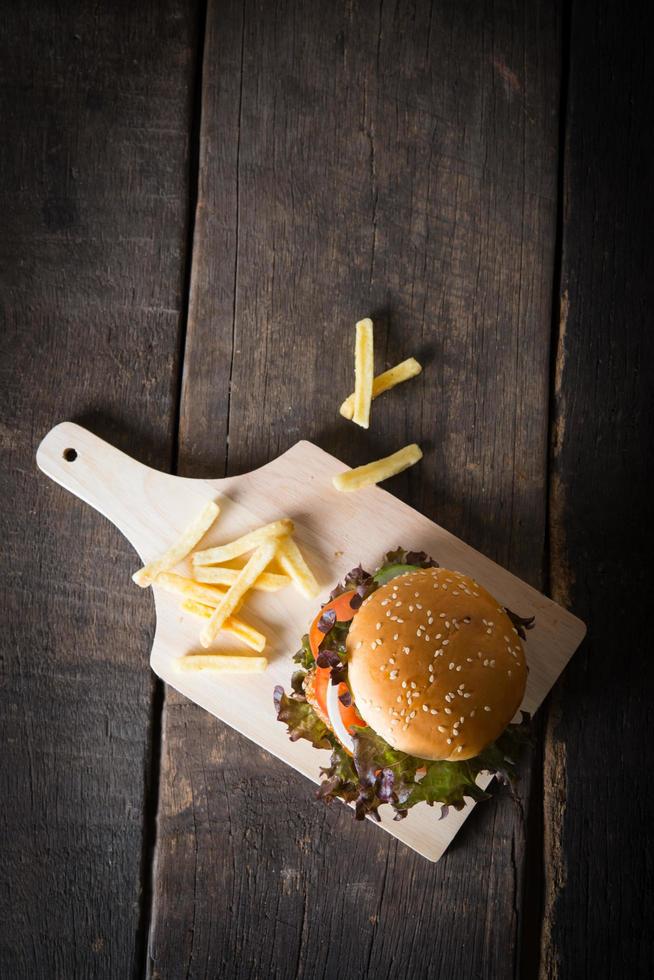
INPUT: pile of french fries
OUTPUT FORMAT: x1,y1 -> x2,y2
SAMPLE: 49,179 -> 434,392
133,503 -> 319,673
334,317 -> 423,491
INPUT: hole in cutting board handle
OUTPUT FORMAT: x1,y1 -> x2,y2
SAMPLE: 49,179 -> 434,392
63,448 -> 77,462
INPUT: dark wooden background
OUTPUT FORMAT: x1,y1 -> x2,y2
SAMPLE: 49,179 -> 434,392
1,1 -> 652,977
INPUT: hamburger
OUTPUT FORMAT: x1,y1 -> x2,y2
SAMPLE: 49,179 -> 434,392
274,549 -> 533,820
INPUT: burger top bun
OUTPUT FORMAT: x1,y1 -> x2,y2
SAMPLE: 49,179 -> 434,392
346,567 -> 528,761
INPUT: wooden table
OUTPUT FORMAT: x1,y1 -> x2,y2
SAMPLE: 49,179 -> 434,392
1,2 -> 651,977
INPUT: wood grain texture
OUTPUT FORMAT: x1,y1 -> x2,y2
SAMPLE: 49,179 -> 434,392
0,4 -> 199,977
543,1 -> 654,977
149,0 -> 561,976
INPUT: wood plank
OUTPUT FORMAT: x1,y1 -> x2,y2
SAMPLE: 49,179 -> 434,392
543,1 -> 654,976
149,0 -> 561,975
0,3 -> 199,977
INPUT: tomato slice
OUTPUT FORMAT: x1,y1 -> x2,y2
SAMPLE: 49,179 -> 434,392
308,589 -> 365,739
308,589 -> 359,660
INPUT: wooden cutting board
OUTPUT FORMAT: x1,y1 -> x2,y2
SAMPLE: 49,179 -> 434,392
37,422 -> 586,861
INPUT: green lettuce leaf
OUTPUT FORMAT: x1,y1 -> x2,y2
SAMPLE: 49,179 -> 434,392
373,563 -> 421,585
317,743 -> 359,804
273,686 -> 332,750
402,760 -> 491,813
292,633 -> 315,669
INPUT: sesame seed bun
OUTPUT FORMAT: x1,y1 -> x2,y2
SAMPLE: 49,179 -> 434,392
346,567 -> 528,761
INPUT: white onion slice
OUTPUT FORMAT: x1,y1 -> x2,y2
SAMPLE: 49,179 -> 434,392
326,680 -> 355,754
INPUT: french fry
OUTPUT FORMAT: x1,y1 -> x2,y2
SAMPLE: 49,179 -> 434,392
200,540 -> 278,647
332,443 -> 423,492
181,600 -> 266,653
154,571 -> 227,606
175,654 -> 268,673
192,519 -> 294,567
340,357 -> 422,420
132,500 -> 219,587
193,567 -> 291,592
352,318 -> 374,428
276,536 -> 320,599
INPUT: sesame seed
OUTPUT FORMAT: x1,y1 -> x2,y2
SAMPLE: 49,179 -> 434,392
448,662 -> 455,670
414,592 -> 420,598
393,633 -> 399,641
463,693 -> 471,698
396,618 -> 404,624
484,705 -> 491,712
442,584 -> 448,590
444,622 -> 450,629
376,622 -> 382,630
428,617 -> 434,625
410,681 -> 417,689
486,628 -> 492,634
456,665 -> 462,672
396,696 -> 402,703
430,708 -> 438,715
422,704 -> 429,712
395,601 -> 402,607
438,725 -> 446,733
379,665 -> 386,671
408,605 -> 414,612
439,613 -> 446,618
389,670 -> 398,680
390,719 -> 398,727
459,716 -> 465,723
483,659 -> 489,667
456,746 -> 463,753
446,738 -> 452,744
490,659 -> 496,667
428,675 -> 434,684
402,681 -> 407,688
416,603 -> 423,610
402,646 -> 410,654
356,641 -> 363,649
444,707 -> 452,715
380,600 -> 389,606
452,591 -> 459,596
445,694 -> 452,702
466,657 -> 473,663
470,709 -> 476,717
388,657 -> 395,664
435,634 -> 442,640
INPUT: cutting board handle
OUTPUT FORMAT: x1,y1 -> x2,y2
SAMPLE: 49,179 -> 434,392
36,422 -> 172,557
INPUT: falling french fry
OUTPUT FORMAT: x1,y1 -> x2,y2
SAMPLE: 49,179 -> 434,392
332,444 -> 423,492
